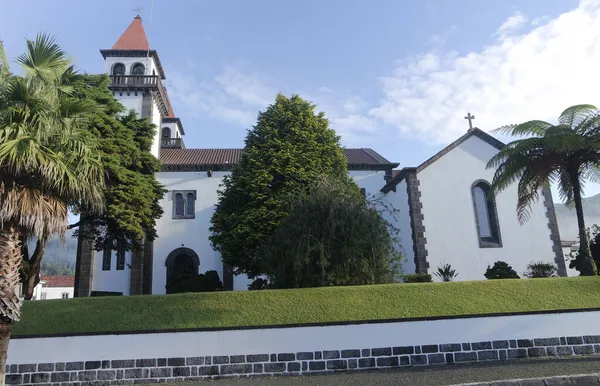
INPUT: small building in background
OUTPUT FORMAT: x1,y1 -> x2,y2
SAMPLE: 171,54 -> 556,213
30,276 -> 75,300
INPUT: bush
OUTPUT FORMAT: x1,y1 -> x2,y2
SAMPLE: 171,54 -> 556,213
262,176 -> 402,288
524,261 -> 557,278
166,270 -> 223,294
248,278 -> 271,290
485,261 -> 520,279
403,273 -> 433,283
433,262 -> 458,282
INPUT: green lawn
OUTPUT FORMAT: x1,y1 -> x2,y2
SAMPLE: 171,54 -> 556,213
12,277 -> 600,337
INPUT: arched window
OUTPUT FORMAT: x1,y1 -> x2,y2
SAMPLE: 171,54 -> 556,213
131,63 -> 145,76
472,181 -> 502,247
185,192 -> 195,216
172,190 -> 197,219
102,239 -> 113,271
174,193 -> 184,217
162,127 -> 171,139
112,63 -> 125,76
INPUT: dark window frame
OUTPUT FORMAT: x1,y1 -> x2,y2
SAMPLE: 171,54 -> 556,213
173,190 -> 196,219
471,180 -> 503,248
111,62 -> 125,76
131,62 -> 145,76
162,127 -> 171,138
102,239 -> 113,271
116,242 -> 126,271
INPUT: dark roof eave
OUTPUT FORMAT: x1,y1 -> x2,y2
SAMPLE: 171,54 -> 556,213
161,162 -> 400,173
381,167 -> 417,193
162,117 -> 185,135
99,49 -> 166,80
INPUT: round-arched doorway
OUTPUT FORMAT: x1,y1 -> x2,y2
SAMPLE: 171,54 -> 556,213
165,248 -> 199,294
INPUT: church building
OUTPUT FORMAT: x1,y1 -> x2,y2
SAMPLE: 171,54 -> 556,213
74,16 -> 566,297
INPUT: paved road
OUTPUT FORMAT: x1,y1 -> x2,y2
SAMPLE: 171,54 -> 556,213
171,358 -> 600,386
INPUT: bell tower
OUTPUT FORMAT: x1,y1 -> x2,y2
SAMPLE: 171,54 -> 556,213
99,15 -> 172,158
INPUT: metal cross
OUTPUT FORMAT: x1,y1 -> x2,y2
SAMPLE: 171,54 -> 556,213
133,6 -> 143,16
464,112 -> 475,130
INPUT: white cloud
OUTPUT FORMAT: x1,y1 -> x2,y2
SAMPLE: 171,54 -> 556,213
495,12 -> 527,37
166,66 -> 272,127
370,0 -> 600,144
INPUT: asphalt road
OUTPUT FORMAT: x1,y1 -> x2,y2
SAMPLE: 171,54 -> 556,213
171,357 -> 600,386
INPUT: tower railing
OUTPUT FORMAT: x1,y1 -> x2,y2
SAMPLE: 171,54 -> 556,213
109,75 -> 170,115
161,138 -> 184,149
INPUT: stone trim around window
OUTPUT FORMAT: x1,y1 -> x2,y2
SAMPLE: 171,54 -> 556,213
172,190 -> 197,219
7,334 -> 600,384
471,180 -> 503,249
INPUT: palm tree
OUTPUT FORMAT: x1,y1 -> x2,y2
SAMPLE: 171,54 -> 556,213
0,34 -> 104,384
486,104 -> 600,276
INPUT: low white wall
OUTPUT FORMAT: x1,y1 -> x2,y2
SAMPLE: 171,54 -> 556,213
8,310 -> 600,364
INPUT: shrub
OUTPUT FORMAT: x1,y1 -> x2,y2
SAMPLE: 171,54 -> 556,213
485,261 -> 520,279
403,273 -> 433,283
524,261 -> 557,278
433,262 -> 458,282
248,278 -> 271,290
166,270 -> 223,294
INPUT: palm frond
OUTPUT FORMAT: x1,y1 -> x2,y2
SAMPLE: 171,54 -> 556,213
16,33 -> 68,83
558,104 -> 598,128
491,120 -> 552,137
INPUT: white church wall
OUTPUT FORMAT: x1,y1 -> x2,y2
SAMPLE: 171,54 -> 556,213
91,250 -> 132,296
152,171 -> 232,295
115,94 -> 143,117
150,99 -> 162,158
391,180 -> 416,275
349,171 -> 415,276
417,136 -> 555,281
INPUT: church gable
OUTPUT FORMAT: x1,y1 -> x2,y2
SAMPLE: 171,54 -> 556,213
381,128 -> 504,193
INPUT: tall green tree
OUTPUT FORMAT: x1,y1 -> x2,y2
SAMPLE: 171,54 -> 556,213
487,104 -> 600,276
210,93 -> 349,278
0,34 -> 105,383
262,176 -> 402,288
20,75 -> 166,299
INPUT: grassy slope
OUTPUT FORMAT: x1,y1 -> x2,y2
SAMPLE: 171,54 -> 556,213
13,277 -> 600,337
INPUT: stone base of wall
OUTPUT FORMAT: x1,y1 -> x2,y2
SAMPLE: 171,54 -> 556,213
7,335 -> 600,385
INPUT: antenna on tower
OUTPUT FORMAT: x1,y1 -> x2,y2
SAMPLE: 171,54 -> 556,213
147,0 -> 154,58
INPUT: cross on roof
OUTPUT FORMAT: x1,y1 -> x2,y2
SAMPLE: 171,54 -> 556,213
133,6 -> 143,17
464,112 -> 475,130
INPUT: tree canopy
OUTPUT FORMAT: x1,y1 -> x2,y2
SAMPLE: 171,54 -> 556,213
210,93 -> 349,278
487,104 -> 600,276
71,74 -> 166,251
262,176 -> 402,288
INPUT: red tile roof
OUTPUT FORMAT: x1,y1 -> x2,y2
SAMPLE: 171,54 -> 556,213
112,16 -> 150,50
160,148 -> 394,166
41,276 -> 74,288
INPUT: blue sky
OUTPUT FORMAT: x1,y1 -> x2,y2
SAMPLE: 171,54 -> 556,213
3,0 -> 600,200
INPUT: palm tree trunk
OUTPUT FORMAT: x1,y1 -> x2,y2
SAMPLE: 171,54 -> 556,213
22,237 -> 46,300
572,180 -> 598,276
0,225 -> 23,385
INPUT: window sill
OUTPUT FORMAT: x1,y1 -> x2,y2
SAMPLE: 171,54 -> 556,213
479,240 -> 503,249
172,216 -> 196,220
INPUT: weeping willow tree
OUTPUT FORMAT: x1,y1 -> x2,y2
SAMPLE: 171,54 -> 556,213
261,176 -> 403,288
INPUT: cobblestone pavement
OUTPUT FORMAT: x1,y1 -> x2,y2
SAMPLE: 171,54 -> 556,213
167,357 -> 600,386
